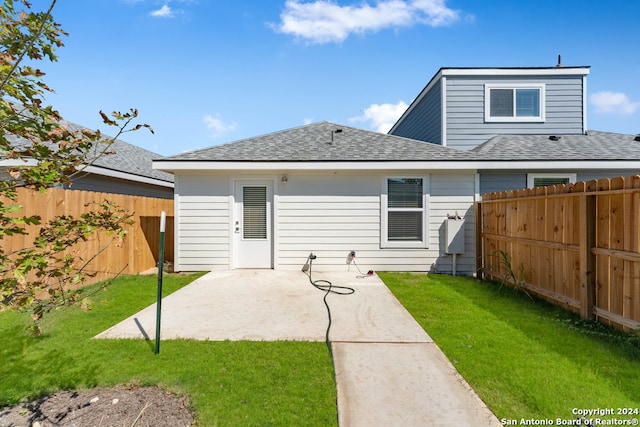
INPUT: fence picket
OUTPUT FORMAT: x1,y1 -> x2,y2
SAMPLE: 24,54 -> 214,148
1,187 -> 174,288
478,175 -> 640,331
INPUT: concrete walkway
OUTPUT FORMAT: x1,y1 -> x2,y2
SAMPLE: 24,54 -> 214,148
96,270 -> 501,426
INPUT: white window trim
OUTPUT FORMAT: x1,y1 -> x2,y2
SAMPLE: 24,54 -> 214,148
527,173 -> 576,188
484,83 -> 546,122
381,176 -> 430,249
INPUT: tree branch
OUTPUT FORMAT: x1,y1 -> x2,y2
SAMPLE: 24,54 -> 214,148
0,0 -> 58,94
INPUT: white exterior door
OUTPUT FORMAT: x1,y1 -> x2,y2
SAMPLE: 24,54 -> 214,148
234,180 -> 273,268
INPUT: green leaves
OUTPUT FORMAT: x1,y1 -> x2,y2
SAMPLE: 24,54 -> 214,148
0,1 -> 151,326
1,199 -> 134,321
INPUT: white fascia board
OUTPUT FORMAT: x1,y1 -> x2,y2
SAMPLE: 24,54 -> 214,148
475,160 -> 640,170
80,165 -> 174,188
153,160 -> 479,172
441,67 -> 590,77
154,159 -> 640,173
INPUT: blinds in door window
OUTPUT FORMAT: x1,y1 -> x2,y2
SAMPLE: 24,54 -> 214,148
243,186 -> 267,239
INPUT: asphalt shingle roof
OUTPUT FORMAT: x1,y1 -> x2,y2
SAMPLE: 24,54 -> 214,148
3,119 -> 173,183
472,131 -> 640,161
89,138 -> 173,182
163,121 -> 477,162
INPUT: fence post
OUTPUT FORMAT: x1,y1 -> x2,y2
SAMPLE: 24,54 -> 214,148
579,193 -> 596,320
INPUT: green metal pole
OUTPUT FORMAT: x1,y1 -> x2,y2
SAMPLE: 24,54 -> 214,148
155,211 -> 166,355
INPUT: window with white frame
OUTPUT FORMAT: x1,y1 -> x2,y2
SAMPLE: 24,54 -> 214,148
527,173 -> 576,188
485,84 -> 545,122
381,177 -> 429,248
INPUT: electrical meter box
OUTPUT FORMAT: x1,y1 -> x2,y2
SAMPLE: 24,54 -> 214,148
445,219 -> 465,254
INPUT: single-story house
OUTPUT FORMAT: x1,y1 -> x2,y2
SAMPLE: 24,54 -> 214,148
153,121 -> 482,274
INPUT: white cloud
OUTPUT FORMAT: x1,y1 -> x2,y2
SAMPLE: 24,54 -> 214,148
203,114 -> 238,137
350,101 -> 409,133
150,5 -> 174,18
274,0 -> 461,44
590,91 -> 640,115
303,117 -> 314,125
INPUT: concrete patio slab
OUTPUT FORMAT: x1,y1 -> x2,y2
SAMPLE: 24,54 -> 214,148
95,269 -> 501,427
95,270 -> 431,343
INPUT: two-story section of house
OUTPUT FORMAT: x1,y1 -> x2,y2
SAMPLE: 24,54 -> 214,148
390,65 -> 640,194
391,65 -> 590,150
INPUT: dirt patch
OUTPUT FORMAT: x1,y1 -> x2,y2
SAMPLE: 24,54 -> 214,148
0,386 -> 194,427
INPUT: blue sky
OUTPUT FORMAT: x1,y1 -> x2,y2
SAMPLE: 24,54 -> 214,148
41,0 -> 640,156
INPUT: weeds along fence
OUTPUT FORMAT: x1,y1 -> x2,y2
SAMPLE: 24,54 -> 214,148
1,187 -> 174,286
476,175 -> 640,332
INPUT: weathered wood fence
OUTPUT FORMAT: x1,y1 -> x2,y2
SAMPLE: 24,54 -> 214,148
1,187 -> 174,286
477,175 -> 640,331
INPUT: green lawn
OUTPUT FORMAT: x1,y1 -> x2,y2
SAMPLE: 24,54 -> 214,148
5,271 -> 640,425
0,274 -> 337,426
380,272 -> 640,422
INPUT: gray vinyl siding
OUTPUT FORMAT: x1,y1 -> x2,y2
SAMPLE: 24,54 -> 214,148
0,168 -> 173,199
446,75 -> 585,150
479,170 -> 640,195
173,171 -> 478,275
576,170 -> 640,181
276,172 -> 476,273
66,174 -> 174,199
391,82 -> 442,145
429,173 -> 477,275
174,174 -> 231,271
478,171 -> 528,194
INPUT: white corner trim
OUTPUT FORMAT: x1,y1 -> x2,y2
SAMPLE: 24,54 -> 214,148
441,76 -> 447,146
583,75 -> 588,134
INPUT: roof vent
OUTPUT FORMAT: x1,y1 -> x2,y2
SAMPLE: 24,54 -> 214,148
634,134 -> 640,142
549,135 -> 561,141
328,128 -> 343,144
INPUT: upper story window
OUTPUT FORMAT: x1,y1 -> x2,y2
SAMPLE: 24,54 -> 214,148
485,84 -> 545,122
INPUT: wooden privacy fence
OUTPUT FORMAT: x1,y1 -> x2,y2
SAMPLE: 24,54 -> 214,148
477,175 -> 640,331
1,187 -> 174,286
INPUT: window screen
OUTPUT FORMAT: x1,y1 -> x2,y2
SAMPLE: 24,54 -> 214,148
490,89 -> 514,117
387,178 -> 423,241
243,186 -> 267,239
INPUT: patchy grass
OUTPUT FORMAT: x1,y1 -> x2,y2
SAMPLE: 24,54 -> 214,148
380,272 -> 640,422
0,273 -> 337,426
